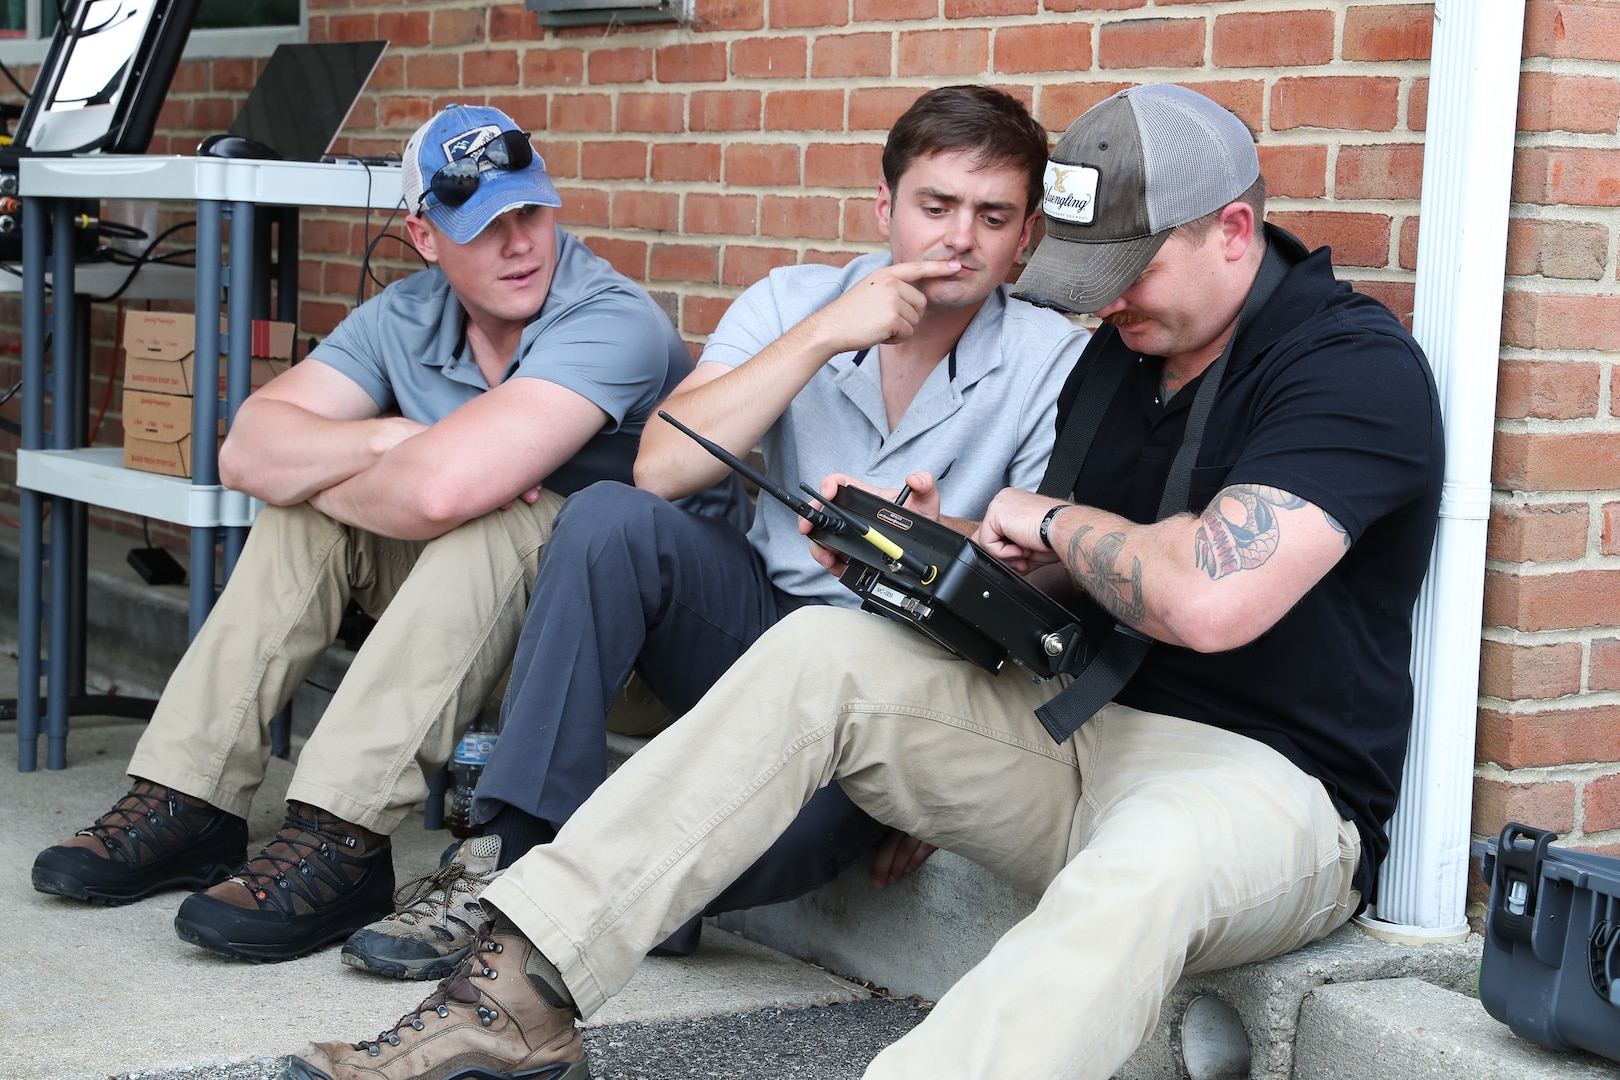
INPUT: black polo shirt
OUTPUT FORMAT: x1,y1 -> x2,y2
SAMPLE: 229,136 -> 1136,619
1052,226 -> 1444,901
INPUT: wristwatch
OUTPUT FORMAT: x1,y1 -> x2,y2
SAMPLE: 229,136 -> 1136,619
1039,503 -> 1069,550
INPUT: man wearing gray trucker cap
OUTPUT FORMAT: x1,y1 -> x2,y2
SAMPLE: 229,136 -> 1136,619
286,84 -> 1443,1080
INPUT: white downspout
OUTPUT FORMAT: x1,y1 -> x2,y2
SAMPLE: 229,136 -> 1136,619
1358,0 -> 1526,941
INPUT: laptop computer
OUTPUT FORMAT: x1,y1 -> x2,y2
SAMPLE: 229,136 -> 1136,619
215,40 -> 389,163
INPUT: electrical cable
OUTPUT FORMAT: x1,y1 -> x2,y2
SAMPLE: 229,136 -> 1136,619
88,219 -> 196,303
94,218 -> 148,241
332,152 -> 416,305
99,245 -> 195,268
0,58 -> 29,99
362,222 -> 422,296
352,161 -> 379,307
0,220 -> 194,291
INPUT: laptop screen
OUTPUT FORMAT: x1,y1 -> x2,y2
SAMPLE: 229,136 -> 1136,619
226,40 -> 388,163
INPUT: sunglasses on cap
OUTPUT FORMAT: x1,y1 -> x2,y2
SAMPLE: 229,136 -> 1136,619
420,129 -> 534,214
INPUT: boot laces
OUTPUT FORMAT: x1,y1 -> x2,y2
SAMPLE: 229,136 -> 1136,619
79,786 -> 181,861
357,920 -> 506,1055
233,806 -> 358,894
390,860 -> 495,925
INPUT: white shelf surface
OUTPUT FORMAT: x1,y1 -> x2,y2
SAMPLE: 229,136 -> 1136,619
0,261 -> 195,300
19,155 -> 404,211
17,448 -> 263,528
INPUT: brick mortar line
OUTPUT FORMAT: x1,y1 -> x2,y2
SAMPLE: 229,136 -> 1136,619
1514,132 -> 1620,149
1479,692 -> 1620,714
1483,562 -> 1620,578
1489,419 -> 1612,433
1503,206 -> 1620,222
1492,493 -> 1619,508
1477,760 -> 1620,783
1483,625 -> 1620,641
1497,350 -> 1620,362
1518,57 -> 1620,76
1483,556 -> 1620,574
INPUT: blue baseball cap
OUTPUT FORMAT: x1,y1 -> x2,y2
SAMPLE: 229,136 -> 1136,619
402,104 -> 561,243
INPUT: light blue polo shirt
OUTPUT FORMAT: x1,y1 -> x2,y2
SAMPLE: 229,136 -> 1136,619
700,251 -> 1088,606
309,225 -> 701,501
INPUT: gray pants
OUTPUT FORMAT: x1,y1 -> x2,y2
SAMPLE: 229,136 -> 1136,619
473,481 -> 883,912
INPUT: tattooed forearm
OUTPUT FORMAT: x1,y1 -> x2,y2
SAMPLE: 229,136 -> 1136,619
1193,485 -> 1306,580
1066,524 -> 1147,627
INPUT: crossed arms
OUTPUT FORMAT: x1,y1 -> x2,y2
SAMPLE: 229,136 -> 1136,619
217,359 -> 608,542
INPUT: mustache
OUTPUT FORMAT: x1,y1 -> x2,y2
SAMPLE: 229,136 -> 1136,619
1103,311 -> 1148,327
924,250 -> 985,274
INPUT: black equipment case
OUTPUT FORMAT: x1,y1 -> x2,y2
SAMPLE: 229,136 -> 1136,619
1475,822 -> 1620,1063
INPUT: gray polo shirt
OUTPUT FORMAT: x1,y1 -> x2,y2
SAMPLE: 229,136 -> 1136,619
700,251 -> 1088,606
309,226 -> 697,500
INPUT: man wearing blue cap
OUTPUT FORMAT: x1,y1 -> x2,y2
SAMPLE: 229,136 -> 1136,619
287,84 -> 1443,1080
31,104 -> 739,963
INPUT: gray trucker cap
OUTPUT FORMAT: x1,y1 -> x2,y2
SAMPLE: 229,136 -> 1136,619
1012,84 -> 1259,314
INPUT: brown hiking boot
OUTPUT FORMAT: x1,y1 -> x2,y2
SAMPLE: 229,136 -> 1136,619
282,916 -> 589,1080
173,801 -> 394,963
32,779 -> 248,905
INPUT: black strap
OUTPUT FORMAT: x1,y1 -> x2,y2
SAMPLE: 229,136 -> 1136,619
1035,338 -> 1135,500
1034,243 -> 1290,744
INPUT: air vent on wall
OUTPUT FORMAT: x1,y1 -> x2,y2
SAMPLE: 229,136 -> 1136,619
524,0 -> 690,28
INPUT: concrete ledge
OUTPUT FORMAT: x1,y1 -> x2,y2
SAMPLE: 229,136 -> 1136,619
714,848 -> 1038,1000
714,841 -> 1488,1078
0,528 -> 188,699
1121,923 -> 1481,1079
1295,977 -> 1620,1079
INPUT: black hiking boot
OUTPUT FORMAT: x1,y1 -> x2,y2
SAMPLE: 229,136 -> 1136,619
32,779 -> 248,905
173,800 -> 394,962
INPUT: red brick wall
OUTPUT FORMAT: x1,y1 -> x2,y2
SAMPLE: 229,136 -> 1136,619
2,1 -> 1616,923
1474,0 -> 1620,896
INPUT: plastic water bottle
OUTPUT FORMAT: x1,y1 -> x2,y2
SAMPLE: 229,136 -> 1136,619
446,714 -> 498,838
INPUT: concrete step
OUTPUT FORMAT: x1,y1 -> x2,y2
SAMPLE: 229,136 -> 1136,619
1296,977 -> 1620,1080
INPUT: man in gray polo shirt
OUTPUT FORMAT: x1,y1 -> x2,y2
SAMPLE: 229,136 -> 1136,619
31,104 -> 738,964
338,85 -> 1088,982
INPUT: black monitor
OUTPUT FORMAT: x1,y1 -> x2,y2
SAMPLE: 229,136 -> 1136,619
12,0 -> 200,157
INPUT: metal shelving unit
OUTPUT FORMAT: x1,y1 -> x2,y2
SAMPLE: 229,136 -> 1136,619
16,154 -> 403,770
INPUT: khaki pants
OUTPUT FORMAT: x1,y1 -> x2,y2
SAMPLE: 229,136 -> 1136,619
127,492 -> 566,833
483,605 -> 1360,1080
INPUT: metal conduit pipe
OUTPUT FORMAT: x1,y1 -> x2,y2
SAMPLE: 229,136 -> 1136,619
1358,0 -> 1527,940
